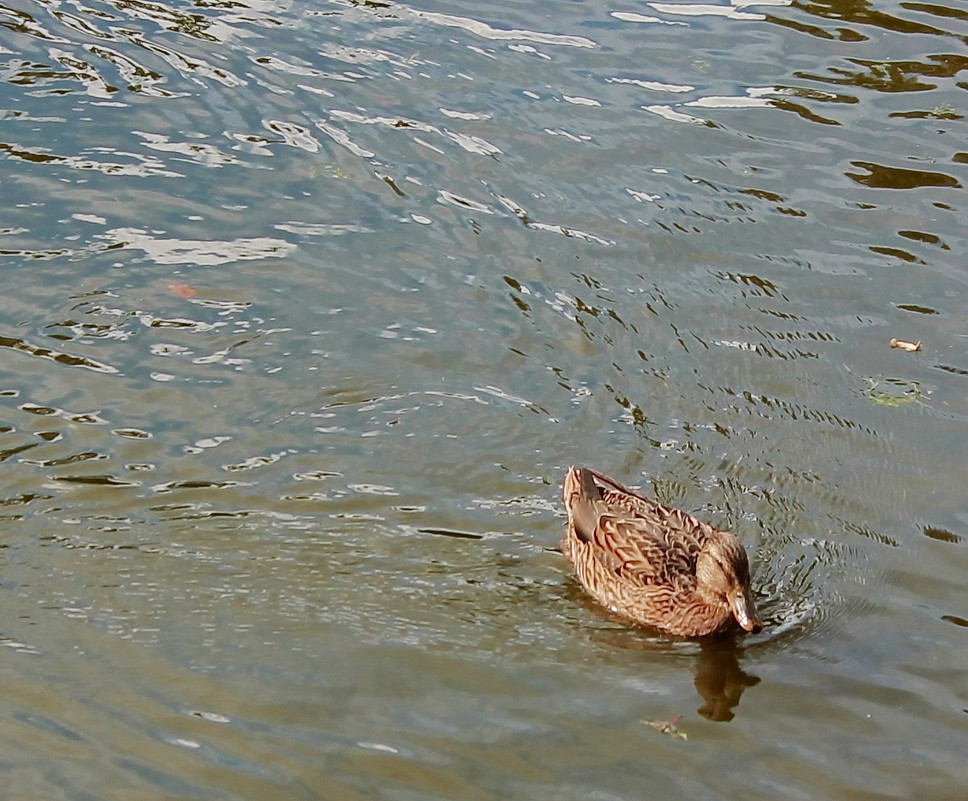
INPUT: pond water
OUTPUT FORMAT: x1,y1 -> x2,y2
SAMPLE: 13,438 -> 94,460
0,0 -> 965,798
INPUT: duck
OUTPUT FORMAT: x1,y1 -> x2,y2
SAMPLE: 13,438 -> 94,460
561,466 -> 762,637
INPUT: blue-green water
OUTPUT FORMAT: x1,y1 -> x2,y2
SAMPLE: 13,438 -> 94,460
0,0 -> 965,798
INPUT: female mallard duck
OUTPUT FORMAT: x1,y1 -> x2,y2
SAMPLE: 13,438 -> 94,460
562,466 -> 762,637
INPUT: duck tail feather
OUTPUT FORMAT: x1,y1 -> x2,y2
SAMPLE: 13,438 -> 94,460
572,467 -> 602,542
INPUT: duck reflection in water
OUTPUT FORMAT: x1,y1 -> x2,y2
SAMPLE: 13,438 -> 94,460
573,596 -> 762,722
693,638 -> 760,722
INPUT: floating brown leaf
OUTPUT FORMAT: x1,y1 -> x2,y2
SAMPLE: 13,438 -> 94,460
890,337 -> 921,352
643,714 -> 688,740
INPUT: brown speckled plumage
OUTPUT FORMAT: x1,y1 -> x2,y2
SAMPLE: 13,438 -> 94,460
561,466 -> 762,637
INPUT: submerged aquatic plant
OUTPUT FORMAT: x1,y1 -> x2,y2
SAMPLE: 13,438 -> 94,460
862,376 -> 928,407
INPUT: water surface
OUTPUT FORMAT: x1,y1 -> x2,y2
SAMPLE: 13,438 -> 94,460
0,0 -> 966,798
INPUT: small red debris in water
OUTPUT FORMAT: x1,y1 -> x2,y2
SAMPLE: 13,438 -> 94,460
168,283 -> 198,299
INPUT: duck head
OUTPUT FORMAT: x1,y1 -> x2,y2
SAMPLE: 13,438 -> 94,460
696,533 -> 763,633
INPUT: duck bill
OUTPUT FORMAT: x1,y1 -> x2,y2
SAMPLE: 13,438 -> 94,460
729,589 -> 763,633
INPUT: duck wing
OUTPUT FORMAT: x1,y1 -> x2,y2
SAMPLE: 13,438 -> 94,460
573,468 -> 708,587
600,508 -> 708,586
